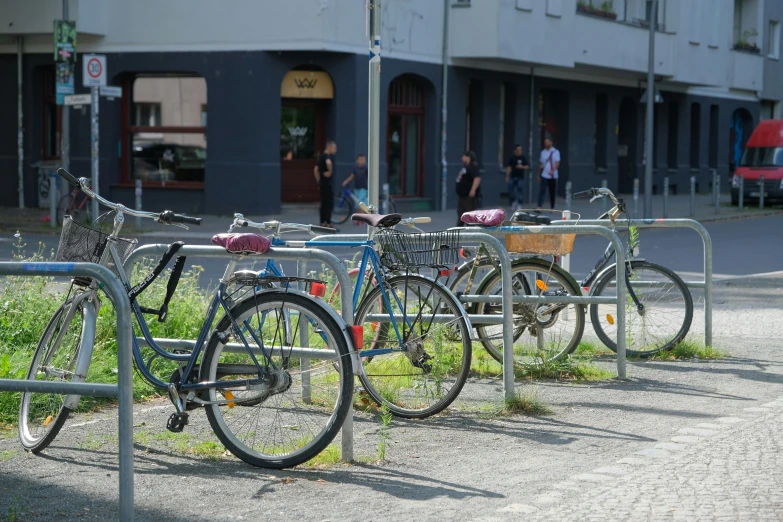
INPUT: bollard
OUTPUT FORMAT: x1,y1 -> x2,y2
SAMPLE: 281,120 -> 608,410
759,173 -> 765,210
565,181 -> 572,212
633,178 -> 639,217
715,174 -> 720,214
135,179 -> 143,230
601,179 -> 608,213
738,176 -> 744,209
689,176 -> 696,217
663,176 -> 669,219
712,170 -> 718,207
49,170 -> 57,229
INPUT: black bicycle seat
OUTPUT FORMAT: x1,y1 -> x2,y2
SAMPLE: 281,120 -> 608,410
510,211 -> 551,225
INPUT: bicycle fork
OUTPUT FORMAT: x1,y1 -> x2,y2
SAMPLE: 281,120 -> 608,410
63,293 -> 100,410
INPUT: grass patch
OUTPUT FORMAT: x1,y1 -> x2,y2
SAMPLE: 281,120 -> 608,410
478,390 -> 552,418
514,356 -> 613,381
0,449 -> 19,461
303,444 -> 341,468
573,341 -> 613,357
650,340 -> 727,361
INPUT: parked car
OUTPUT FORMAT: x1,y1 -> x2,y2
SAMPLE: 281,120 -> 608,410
732,120 -> 783,205
132,143 -> 206,183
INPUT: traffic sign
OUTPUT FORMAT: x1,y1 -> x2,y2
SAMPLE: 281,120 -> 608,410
100,86 -> 122,98
83,54 -> 107,87
64,94 -> 91,106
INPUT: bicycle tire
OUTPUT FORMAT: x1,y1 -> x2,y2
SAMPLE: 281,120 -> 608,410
18,297 -> 93,452
202,291 -> 353,469
331,194 -> 353,225
448,258 -> 499,314
589,260 -> 693,357
475,259 -> 585,364
354,274 -> 471,419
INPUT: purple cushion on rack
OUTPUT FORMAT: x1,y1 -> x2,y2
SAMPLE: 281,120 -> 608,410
460,209 -> 506,227
211,233 -> 271,254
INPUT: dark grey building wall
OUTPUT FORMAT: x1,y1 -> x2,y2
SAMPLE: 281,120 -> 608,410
763,0 -> 783,102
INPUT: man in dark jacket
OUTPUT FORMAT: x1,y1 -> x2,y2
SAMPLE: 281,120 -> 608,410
314,140 -> 337,227
455,151 -> 481,226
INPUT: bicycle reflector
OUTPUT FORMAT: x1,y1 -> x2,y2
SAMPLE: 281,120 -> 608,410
606,314 -> 615,325
350,325 -> 364,349
536,280 -> 548,291
440,269 -> 452,277
309,282 -> 326,298
224,390 -> 236,409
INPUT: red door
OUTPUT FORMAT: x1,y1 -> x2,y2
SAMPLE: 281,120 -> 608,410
281,99 -> 325,202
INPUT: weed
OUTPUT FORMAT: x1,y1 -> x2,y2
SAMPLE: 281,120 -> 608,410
6,495 -> 27,522
650,340 -> 726,361
0,450 -> 18,461
377,403 -> 392,461
514,355 -> 613,381
503,390 -> 552,415
188,441 -> 225,461
304,444 -> 341,467
573,341 -> 613,357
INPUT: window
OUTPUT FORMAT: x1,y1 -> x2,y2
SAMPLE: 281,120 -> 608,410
546,0 -> 562,17
667,102 -> 679,169
690,103 -> 701,169
503,82 -> 517,163
733,0 -> 760,52
594,93 -> 608,169
708,104 -> 719,169
768,20 -> 780,58
40,68 -> 62,159
498,84 -> 505,166
124,76 -> 207,185
740,147 -> 783,167
387,76 -> 426,197
688,0 -> 701,44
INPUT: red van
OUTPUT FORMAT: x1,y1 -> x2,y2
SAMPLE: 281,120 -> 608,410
732,119 -> 783,204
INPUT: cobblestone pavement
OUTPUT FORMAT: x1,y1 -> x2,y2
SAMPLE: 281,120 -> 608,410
490,406 -> 783,521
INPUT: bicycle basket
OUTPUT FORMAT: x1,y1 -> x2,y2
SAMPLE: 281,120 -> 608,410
375,230 -> 460,270
55,216 -> 138,279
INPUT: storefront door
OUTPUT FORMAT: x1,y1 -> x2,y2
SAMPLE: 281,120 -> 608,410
281,99 -> 325,202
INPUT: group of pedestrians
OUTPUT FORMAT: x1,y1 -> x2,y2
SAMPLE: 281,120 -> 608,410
456,135 -> 561,226
314,140 -> 368,228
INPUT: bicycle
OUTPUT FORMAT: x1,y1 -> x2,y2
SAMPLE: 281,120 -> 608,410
57,185 -> 91,226
231,211 -> 472,419
451,188 -> 693,360
332,187 -> 360,225
19,168 -> 354,469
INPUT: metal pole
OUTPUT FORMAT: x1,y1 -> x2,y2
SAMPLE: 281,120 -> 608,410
643,0 -> 657,219
49,171 -> 57,228
90,86 -> 99,221
440,0 -> 450,211
663,176 -> 669,218
565,181 -> 572,211
297,261 -> 311,404
715,173 -> 720,214
367,1 -> 381,211
528,68 -> 535,204
689,175 -> 696,217
17,36 -> 24,208
759,173 -> 765,209
712,170 -> 718,206
738,175 -> 744,209
633,178 -> 639,217
60,0 -> 70,198
134,179 -> 142,230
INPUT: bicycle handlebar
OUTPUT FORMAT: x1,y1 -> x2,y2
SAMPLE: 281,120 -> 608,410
231,215 -> 335,236
57,168 -> 202,227
574,187 -> 621,205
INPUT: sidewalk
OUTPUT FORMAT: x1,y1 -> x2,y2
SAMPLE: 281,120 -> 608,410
1,193 -> 780,239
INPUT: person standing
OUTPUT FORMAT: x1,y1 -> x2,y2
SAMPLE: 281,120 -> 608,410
537,135 -> 561,210
455,151 -> 481,226
506,144 -> 529,210
314,140 -> 337,227
341,153 -> 368,206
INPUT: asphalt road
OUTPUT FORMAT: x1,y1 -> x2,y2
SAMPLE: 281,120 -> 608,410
2,215 -> 781,285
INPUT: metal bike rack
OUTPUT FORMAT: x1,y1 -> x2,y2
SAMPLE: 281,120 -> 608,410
123,244 -> 357,462
0,262 -> 134,522
549,218 -> 713,347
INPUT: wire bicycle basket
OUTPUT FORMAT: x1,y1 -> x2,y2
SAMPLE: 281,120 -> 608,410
375,230 -> 461,270
55,215 -> 137,281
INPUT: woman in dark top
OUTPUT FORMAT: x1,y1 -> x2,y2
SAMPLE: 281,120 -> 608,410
314,140 -> 337,227
455,150 -> 481,226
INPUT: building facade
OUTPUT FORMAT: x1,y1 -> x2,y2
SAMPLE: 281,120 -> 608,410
1,0 -> 781,214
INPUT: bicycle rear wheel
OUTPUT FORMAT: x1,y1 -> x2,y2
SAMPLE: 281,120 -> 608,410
19,296 -> 93,452
475,259 -> 585,364
331,194 -> 353,224
202,291 -> 353,469
354,274 -> 471,418
589,260 -> 693,357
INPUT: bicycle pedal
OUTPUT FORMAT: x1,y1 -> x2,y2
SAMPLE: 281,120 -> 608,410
166,412 -> 189,433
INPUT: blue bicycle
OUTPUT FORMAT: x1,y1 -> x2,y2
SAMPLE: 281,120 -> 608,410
230,212 -> 473,419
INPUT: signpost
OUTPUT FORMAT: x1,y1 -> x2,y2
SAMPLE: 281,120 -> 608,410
83,54 -> 106,222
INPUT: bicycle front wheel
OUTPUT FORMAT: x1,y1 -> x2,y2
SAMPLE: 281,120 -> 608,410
355,274 -> 472,419
475,259 -> 585,364
19,297 -> 93,452
332,194 -> 353,224
589,260 -> 693,357
202,291 -> 353,469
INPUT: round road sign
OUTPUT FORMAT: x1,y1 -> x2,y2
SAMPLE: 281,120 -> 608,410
87,58 -> 102,79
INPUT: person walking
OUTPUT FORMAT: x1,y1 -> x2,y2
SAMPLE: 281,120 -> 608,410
537,135 -> 560,210
456,150 -> 481,226
341,153 -> 368,206
506,144 -> 529,210
314,140 -> 337,227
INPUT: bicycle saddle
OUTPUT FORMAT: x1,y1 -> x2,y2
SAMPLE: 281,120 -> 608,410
351,213 -> 402,228
510,211 -> 551,225
211,233 -> 272,254
460,208 -> 506,227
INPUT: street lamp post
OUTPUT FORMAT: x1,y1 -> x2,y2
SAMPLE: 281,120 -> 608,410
644,0 -> 657,219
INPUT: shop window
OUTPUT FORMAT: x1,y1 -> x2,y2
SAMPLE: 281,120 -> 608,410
667,102 -> 679,169
708,104 -> 719,168
41,68 -> 62,159
690,103 -> 701,168
594,93 -> 608,169
124,75 -> 207,186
